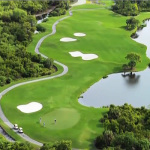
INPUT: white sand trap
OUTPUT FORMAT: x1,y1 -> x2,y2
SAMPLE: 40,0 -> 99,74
17,102 -> 42,113
69,51 -> 98,60
74,33 -> 86,37
60,37 -> 77,42
34,30 -> 39,34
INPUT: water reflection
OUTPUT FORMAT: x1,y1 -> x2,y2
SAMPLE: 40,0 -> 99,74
78,20 -> 150,108
122,73 -> 140,85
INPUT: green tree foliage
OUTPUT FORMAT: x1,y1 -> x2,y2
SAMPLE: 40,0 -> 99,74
96,104 -> 150,149
40,140 -> 72,150
113,132 -> 150,150
44,58 -> 54,69
0,139 -> 33,150
95,134 -> 106,149
103,130 -> 114,146
36,24 -> 46,32
0,46 -> 55,82
125,52 -> 141,70
112,0 -> 150,16
0,135 -> 72,150
0,0 -> 70,15
49,0 -> 70,17
112,0 -> 139,16
126,17 -> 140,30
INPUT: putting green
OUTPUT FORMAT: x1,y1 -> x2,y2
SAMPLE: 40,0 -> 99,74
40,108 -> 80,130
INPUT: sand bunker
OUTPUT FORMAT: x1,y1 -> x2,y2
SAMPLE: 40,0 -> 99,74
17,102 -> 42,113
74,33 -> 86,37
69,51 -> 98,60
34,30 -> 39,34
60,37 -> 77,42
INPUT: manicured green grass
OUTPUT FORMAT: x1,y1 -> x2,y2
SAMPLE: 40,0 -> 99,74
41,108 -> 80,130
1,3 -> 150,149
27,15 -> 66,54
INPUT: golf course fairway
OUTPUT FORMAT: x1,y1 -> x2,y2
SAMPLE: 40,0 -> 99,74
1,3 -> 150,149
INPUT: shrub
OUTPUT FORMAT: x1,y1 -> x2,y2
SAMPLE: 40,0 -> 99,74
6,77 -> 12,84
36,24 -> 46,32
42,18 -> 48,23
95,135 -> 106,149
0,76 -> 6,86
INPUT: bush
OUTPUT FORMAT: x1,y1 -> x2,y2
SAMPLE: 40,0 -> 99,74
49,8 -> 66,17
6,77 -> 12,84
0,76 -> 6,86
126,17 -> 139,30
95,135 -> 106,149
49,10 -> 59,17
36,24 -> 46,32
44,58 -> 54,69
40,140 -> 72,150
42,18 -> 49,23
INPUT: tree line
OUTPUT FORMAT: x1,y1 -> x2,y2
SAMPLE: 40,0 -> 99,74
0,0 -> 70,15
0,134 -> 72,150
112,0 -> 150,16
95,104 -> 150,149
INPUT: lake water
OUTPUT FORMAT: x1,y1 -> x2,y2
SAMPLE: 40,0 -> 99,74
78,20 -> 150,108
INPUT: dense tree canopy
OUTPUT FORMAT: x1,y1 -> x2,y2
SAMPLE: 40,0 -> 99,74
40,140 -> 72,150
112,0 -> 150,16
0,135 -> 33,150
0,0 -> 70,15
112,0 -> 139,16
95,104 -> 150,149
0,135 -> 72,150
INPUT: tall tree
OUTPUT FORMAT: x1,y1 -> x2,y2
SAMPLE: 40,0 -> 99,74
125,52 -> 141,70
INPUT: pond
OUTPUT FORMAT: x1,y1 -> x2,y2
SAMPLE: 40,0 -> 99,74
78,20 -> 150,108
